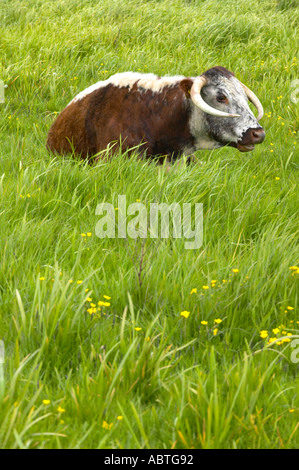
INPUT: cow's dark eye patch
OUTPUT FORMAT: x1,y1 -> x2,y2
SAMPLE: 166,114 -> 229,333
217,94 -> 228,103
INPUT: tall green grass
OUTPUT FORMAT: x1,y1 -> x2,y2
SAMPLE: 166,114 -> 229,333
0,0 -> 298,448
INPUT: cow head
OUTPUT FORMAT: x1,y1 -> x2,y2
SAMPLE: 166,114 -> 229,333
180,66 -> 265,152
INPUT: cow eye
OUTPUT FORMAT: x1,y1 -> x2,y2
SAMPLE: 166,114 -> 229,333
217,94 -> 228,103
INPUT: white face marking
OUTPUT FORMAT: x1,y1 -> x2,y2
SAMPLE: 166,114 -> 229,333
69,72 -> 185,105
185,105 -> 220,153
227,77 -> 260,141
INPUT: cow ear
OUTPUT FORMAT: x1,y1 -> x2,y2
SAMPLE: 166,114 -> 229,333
180,78 -> 194,98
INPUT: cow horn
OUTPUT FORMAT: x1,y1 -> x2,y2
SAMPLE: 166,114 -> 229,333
239,82 -> 264,121
190,76 -> 240,118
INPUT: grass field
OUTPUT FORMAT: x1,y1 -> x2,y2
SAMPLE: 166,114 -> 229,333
0,0 -> 298,449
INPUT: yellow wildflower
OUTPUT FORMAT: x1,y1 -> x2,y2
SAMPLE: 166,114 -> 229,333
103,295 -> 111,300
201,320 -> 208,325
260,330 -> 268,339
102,420 -> 113,430
57,406 -> 65,413
87,308 -> 94,314
180,311 -> 190,318
202,285 -> 209,290
190,288 -> 197,295
135,327 -> 142,331
267,337 -> 277,344
214,318 -> 222,324
43,400 -> 51,405
213,328 -> 218,336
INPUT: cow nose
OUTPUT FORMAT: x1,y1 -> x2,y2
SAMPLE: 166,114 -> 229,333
251,128 -> 265,144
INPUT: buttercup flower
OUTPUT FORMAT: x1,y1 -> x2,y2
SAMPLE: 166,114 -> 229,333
260,330 -> 268,339
102,420 -> 113,430
267,337 -> 277,344
181,311 -> 190,318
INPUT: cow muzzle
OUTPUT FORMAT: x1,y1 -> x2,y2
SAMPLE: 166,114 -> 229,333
237,127 -> 266,152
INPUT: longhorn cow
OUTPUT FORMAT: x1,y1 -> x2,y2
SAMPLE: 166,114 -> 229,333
46,66 -> 265,161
